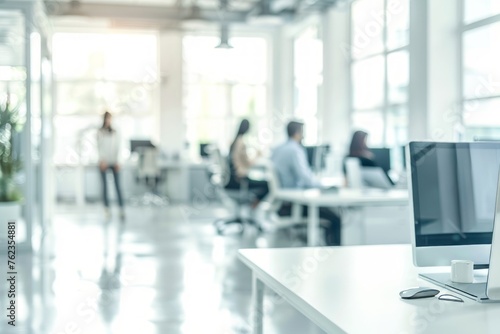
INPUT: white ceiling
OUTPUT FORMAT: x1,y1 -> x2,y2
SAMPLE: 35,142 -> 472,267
46,0 -> 267,14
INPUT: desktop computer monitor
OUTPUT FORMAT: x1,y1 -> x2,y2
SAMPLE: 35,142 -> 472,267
200,143 -> 212,158
407,142 -> 500,267
305,145 -> 330,172
370,148 -> 391,173
130,139 -> 155,153
401,145 -> 407,169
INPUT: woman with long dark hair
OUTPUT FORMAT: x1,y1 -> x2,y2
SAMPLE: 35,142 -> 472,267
344,130 -> 394,185
349,130 -> 373,159
226,119 -> 269,206
97,111 -> 125,219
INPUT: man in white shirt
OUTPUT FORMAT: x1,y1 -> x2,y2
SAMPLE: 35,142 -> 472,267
272,121 -> 341,246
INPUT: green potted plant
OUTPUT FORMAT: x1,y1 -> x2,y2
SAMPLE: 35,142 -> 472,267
0,94 -> 23,223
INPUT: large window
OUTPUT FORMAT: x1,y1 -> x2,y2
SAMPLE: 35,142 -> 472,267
350,0 -> 409,148
461,0 -> 500,140
293,26 -> 323,145
52,32 -> 159,164
183,36 -> 269,158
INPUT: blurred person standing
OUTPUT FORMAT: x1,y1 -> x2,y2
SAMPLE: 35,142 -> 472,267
97,111 -> 125,220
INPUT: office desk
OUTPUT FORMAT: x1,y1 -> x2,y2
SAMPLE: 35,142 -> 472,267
238,245 -> 500,334
55,161 -> 208,204
274,188 -> 408,246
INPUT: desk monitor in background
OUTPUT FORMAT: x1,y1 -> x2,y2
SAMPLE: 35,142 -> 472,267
401,145 -> 407,169
130,139 -> 155,153
370,148 -> 391,173
200,143 -> 212,158
305,145 -> 330,172
407,141 -> 500,267
474,137 -> 500,142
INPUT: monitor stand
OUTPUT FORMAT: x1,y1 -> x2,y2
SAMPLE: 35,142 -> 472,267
419,270 -> 496,303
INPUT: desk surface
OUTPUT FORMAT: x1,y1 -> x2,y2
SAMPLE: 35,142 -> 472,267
238,245 -> 500,334
275,188 -> 409,207
55,160 -> 207,169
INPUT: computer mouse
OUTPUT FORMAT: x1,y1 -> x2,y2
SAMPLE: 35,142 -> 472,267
400,287 -> 440,299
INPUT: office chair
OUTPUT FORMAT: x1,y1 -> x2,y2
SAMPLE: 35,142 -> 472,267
263,160 -> 334,245
263,163 -> 308,239
129,147 -> 168,206
208,148 -> 262,235
345,157 -> 363,189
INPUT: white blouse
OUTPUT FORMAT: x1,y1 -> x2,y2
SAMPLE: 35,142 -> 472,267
97,128 -> 120,165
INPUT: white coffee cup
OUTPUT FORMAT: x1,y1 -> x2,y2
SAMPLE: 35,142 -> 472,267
451,260 -> 474,283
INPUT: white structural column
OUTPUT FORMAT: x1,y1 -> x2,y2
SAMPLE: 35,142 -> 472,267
427,0 -> 461,141
158,31 -> 189,201
321,6 -> 351,152
159,31 -> 185,153
272,28 -> 295,143
408,0 -> 428,141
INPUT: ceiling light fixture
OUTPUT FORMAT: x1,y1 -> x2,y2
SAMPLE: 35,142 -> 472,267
215,0 -> 233,49
215,22 -> 233,49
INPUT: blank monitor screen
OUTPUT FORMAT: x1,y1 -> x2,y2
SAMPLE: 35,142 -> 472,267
305,145 -> 330,171
409,142 -> 500,248
200,143 -> 211,158
130,139 -> 155,153
371,148 -> 391,173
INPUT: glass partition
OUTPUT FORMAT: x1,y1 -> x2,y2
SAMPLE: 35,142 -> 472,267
0,3 -> 51,251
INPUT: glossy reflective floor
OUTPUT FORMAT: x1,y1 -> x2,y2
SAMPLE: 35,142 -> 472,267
0,204 -> 327,334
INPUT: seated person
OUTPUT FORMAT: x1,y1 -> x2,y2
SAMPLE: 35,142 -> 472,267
225,119 -> 269,207
343,130 -> 394,186
271,121 -> 342,246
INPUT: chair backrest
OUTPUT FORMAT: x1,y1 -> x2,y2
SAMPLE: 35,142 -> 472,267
345,157 -> 363,189
137,147 -> 159,178
207,146 -> 253,206
207,147 -> 230,188
265,160 -> 281,197
261,159 -> 285,211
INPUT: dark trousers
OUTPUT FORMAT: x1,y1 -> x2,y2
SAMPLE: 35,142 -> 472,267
100,165 -> 124,208
278,203 -> 342,246
226,177 -> 269,201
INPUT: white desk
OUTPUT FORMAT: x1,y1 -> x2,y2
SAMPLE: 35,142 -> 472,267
274,188 -> 409,246
238,245 -> 500,334
55,161 -> 208,204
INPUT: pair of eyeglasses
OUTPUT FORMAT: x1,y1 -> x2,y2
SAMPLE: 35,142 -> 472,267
438,294 -> 464,303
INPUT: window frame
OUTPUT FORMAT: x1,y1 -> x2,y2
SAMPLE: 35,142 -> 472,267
348,0 -> 410,147
182,33 -> 272,158
460,0 -> 500,140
